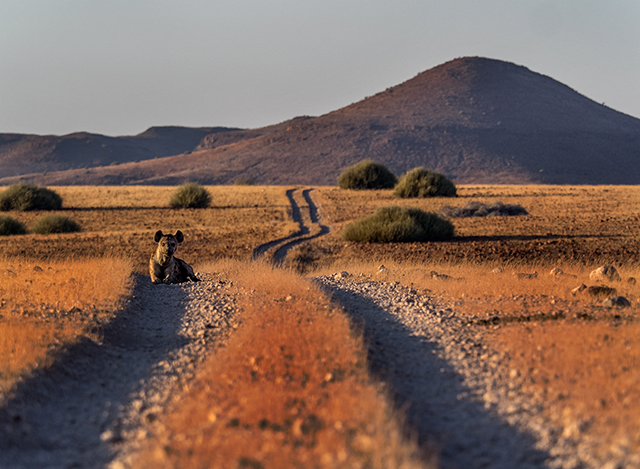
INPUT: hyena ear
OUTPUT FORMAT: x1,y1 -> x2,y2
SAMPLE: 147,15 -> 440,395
154,230 -> 164,242
175,230 -> 184,243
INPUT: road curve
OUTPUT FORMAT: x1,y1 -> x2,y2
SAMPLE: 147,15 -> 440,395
252,187 -> 330,265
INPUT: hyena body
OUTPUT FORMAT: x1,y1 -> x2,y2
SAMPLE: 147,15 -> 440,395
149,230 -> 200,284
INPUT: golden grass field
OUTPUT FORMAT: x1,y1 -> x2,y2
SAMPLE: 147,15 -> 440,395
1,184 -> 639,465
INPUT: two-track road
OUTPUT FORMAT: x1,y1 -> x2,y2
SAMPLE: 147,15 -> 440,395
252,187 -> 330,265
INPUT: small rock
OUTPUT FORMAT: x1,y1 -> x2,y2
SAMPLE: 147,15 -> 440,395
549,267 -> 577,278
431,271 -> 452,281
590,265 -> 621,283
334,271 -> 350,279
571,284 -> 587,295
491,267 -> 503,274
377,264 -> 389,274
603,296 -> 631,308
514,271 -> 538,279
627,277 -> 637,285
588,285 -> 617,298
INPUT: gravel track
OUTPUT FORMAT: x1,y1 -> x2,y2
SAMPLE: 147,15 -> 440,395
0,272 -> 239,469
316,275 -> 629,469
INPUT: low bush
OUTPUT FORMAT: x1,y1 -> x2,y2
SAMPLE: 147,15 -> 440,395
0,216 -> 27,236
170,183 -> 212,208
234,178 -> 254,186
338,160 -> 397,190
342,206 -> 454,243
394,167 -> 457,198
32,215 -> 81,234
440,200 -> 528,218
0,183 -> 63,211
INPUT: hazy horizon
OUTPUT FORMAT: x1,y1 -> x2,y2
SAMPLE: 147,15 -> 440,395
1,1 -> 639,137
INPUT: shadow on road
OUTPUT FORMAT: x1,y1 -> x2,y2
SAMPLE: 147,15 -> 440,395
321,281 -> 551,469
0,274 -> 190,468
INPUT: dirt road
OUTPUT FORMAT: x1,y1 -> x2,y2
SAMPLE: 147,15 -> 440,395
0,273 -> 239,469
252,187 -> 329,264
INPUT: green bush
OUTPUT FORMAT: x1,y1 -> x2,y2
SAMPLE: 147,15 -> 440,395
338,160 -> 397,190
0,216 -> 27,236
170,183 -> 212,208
234,178 -> 255,186
342,206 -> 454,243
0,183 -> 63,211
32,215 -> 81,234
394,167 -> 457,198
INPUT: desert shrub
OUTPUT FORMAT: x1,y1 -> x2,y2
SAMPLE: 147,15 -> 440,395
0,216 -> 27,236
0,183 -> 63,211
32,215 -> 81,234
234,178 -> 254,186
394,167 -> 457,198
440,200 -> 529,218
342,206 -> 454,243
337,160 -> 397,190
170,183 -> 212,208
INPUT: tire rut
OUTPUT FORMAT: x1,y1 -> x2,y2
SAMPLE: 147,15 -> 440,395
252,187 -> 329,265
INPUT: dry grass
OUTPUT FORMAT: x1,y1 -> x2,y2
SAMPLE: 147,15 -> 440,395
2,186 -> 298,272
308,185 -> 640,269
0,256 -> 133,397
491,322 -> 640,459
133,260 -> 431,469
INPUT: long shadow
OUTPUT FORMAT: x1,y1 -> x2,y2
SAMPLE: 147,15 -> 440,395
320,282 -> 551,469
62,205 -> 270,212
453,233 -> 619,242
0,274 -> 190,468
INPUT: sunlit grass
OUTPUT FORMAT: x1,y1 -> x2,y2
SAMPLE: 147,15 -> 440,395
0,256 -> 133,397
133,259 -> 431,469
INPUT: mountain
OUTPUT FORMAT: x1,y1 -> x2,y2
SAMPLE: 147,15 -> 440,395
0,126 -> 238,179
2,57 -> 640,186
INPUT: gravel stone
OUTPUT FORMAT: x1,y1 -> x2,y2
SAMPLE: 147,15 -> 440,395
315,274 -> 629,469
0,272 -> 239,469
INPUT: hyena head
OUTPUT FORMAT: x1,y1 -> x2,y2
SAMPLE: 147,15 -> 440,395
154,230 -> 184,257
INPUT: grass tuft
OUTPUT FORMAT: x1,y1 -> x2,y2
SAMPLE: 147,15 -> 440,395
31,215 -> 81,234
440,200 -> 528,218
169,183 -> 212,208
343,206 -> 454,243
0,215 -> 27,236
0,183 -> 63,211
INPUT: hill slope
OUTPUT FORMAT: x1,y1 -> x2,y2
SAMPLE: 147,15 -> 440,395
3,57 -> 640,185
0,126 -> 238,179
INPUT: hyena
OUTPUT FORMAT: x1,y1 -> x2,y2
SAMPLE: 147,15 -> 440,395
149,230 -> 200,284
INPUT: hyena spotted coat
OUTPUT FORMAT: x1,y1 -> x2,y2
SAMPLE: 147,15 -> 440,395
149,230 -> 200,284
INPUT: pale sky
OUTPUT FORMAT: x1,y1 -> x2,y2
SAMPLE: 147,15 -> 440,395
1,0 -> 639,137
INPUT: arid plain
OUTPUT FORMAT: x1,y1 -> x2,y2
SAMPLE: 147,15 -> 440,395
1,184 -> 639,467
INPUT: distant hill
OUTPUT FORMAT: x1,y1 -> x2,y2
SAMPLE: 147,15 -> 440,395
2,57 -> 640,186
0,126 -> 238,179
